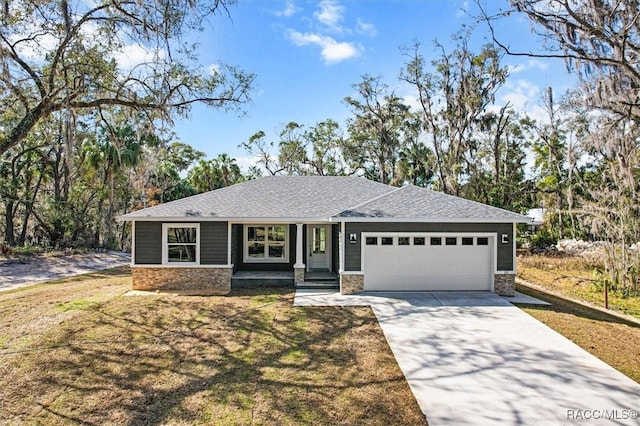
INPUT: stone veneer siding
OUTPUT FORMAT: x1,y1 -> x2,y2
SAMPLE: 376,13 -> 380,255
132,267 -> 232,295
340,274 -> 364,295
294,267 -> 305,285
494,273 -> 515,296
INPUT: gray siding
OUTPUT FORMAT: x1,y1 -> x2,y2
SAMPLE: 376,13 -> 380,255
200,222 -> 228,265
231,224 -> 240,272
134,221 -> 228,265
134,221 -> 162,264
234,224 -> 297,272
332,224 -> 340,272
344,222 -> 514,271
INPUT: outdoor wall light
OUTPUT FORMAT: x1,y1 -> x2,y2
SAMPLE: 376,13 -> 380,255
501,233 -> 509,244
349,233 -> 357,244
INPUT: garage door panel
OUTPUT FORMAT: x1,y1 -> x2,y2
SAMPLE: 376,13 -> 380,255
363,234 -> 493,291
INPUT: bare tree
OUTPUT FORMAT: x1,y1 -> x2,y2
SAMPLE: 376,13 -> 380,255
478,0 -> 640,119
400,37 -> 509,195
0,0 -> 255,155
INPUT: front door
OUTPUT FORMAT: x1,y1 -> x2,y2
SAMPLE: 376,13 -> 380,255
308,225 -> 331,271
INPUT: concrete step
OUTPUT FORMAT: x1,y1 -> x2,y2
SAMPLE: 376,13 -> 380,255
297,281 -> 339,290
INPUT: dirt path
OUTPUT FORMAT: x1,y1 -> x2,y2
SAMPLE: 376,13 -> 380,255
0,251 -> 131,292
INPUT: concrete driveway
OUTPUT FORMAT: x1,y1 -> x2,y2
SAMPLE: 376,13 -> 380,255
294,291 -> 640,425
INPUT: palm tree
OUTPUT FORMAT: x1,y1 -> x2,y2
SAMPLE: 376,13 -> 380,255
83,125 -> 142,248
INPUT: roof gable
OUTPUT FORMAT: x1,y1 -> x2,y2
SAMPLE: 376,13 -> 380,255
336,185 -> 530,222
120,176 -> 394,220
119,176 -> 531,223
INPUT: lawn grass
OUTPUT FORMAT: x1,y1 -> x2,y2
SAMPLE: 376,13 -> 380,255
0,269 -> 425,425
516,285 -> 640,384
517,254 -> 640,318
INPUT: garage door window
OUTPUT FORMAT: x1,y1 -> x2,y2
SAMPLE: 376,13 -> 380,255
446,237 -> 457,245
365,237 -> 378,245
381,237 -> 394,246
462,237 -> 473,245
414,237 -> 425,245
398,237 -> 410,245
430,237 -> 442,246
477,237 -> 489,246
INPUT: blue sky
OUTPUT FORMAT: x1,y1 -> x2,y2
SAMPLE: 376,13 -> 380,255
172,0 -> 576,171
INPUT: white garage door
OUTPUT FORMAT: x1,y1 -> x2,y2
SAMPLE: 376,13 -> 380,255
363,234 -> 493,291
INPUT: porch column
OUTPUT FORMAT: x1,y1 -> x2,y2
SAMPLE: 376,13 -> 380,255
293,223 -> 305,285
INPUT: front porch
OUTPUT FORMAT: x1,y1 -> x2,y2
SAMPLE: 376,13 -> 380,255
230,222 -> 341,290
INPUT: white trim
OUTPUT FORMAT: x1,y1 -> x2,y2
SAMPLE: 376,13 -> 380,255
339,221 -> 345,273
227,222 -> 232,266
131,264 -> 233,269
335,217 -> 530,224
120,216 -> 331,223
307,224 -> 332,271
294,223 -> 305,268
512,222 -> 517,272
243,224 -> 290,263
340,270 -> 364,275
130,220 -> 136,267
162,223 -> 200,265
119,216 -> 531,224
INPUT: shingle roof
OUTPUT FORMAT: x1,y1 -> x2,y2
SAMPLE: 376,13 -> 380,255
120,176 -> 394,220
119,176 -> 531,223
335,185 -> 530,222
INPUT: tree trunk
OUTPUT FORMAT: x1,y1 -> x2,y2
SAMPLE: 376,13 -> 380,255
18,172 -> 44,245
4,200 -> 15,245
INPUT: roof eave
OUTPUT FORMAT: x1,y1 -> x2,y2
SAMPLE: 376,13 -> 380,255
334,216 -> 533,224
118,216 -> 334,223
120,215 -> 533,224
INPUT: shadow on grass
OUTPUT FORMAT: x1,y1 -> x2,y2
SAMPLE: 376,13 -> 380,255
5,287 -> 424,425
517,285 -> 640,329
50,266 -> 132,282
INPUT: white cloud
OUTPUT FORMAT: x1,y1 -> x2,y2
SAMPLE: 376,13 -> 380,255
355,18 -> 377,37
456,1 -> 470,18
208,63 -> 220,76
402,94 -> 422,111
494,79 -> 547,123
234,155 -> 261,172
10,30 -> 58,61
274,0 -> 300,18
116,44 -> 165,70
314,0 -> 345,32
287,30 -> 359,63
508,59 -> 550,74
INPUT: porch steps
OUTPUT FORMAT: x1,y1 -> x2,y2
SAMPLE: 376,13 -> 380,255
297,278 -> 339,290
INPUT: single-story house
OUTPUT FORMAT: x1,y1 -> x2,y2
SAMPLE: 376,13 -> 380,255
119,176 -> 532,296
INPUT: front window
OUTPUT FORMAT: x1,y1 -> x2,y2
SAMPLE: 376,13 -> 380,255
245,225 -> 288,262
163,224 -> 199,264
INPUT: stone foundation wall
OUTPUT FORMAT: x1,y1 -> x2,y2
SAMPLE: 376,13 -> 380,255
132,267 -> 232,295
494,273 -> 515,296
340,273 -> 364,295
294,267 -> 305,285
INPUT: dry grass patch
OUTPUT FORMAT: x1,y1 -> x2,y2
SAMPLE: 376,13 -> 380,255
517,254 -> 640,318
0,271 -> 425,425
516,286 -> 640,384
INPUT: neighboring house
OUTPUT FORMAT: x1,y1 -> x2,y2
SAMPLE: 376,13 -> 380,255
526,208 -> 546,228
119,176 -> 532,296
